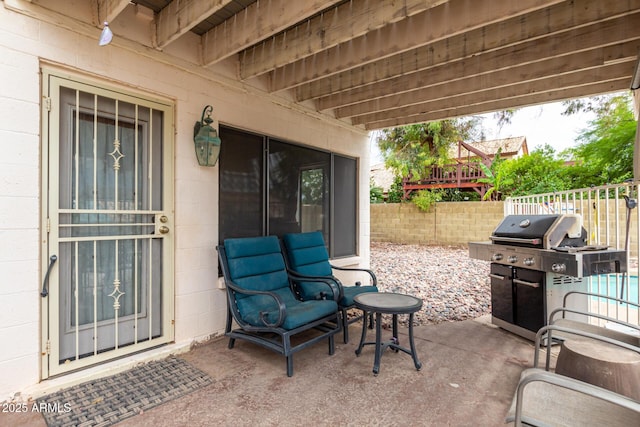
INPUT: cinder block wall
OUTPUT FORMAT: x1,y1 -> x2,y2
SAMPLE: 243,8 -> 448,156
370,202 -> 504,245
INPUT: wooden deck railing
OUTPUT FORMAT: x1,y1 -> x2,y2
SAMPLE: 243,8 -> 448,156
402,162 -> 489,198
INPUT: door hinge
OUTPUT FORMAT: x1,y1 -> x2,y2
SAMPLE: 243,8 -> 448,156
44,97 -> 51,112
43,340 -> 51,356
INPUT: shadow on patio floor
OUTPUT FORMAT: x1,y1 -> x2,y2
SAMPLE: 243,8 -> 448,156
4,315 -> 548,427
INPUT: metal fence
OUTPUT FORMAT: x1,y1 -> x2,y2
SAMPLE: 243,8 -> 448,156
505,182 -> 640,328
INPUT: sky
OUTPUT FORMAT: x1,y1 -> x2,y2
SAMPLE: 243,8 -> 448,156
369,100 -> 597,163
477,101 -> 596,153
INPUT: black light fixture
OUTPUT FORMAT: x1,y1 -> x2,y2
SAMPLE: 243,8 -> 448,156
193,105 -> 222,167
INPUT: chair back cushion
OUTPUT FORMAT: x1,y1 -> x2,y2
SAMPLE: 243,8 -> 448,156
283,231 -> 334,300
223,236 -> 295,321
282,231 -> 333,275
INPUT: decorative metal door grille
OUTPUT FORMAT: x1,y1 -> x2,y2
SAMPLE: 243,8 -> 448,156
42,70 -> 174,377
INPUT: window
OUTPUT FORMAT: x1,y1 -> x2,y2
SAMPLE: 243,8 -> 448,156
219,126 -> 358,257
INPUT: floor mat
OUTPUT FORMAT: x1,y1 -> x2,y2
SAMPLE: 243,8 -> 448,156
37,357 -> 213,427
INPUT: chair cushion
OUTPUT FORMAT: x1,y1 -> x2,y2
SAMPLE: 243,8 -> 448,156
284,231 -> 378,305
341,285 -> 378,306
242,293 -> 338,330
223,235 -> 338,329
224,236 -> 289,293
283,231 -> 333,276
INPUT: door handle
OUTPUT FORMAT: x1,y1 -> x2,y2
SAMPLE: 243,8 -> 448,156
41,255 -> 58,298
513,278 -> 540,288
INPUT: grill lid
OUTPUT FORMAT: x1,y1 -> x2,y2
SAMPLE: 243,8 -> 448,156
492,215 -> 561,239
490,214 -> 584,249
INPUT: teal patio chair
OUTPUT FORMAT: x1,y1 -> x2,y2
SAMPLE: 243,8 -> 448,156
218,235 -> 341,377
282,231 -> 378,344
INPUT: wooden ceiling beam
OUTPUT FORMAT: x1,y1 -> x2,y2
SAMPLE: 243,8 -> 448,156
248,0 -> 565,82
362,69 -> 633,130
319,13 -> 640,111
336,42 -> 639,120
264,0 -> 565,90
97,0 -> 130,25
239,0 -> 450,79
364,78 -> 631,130
155,0 -> 230,49
352,59 -> 635,126
202,0 -> 342,65
303,1 -> 640,103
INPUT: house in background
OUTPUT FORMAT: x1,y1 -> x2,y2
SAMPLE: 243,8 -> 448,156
451,136 -> 529,161
399,136 -> 529,199
1,0 -> 639,401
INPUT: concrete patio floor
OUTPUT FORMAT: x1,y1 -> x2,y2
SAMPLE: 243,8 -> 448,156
3,315 -> 551,426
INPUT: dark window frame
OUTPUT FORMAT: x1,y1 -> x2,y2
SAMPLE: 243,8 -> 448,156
218,125 -> 358,258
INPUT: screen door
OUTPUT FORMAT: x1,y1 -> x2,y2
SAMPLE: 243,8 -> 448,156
41,70 -> 174,377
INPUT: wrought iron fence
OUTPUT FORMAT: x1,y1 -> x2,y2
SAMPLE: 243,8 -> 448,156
505,182 -> 640,328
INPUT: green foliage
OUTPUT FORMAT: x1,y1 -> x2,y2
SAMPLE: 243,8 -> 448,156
370,185 -> 384,203
412,189 -> 442,212
566,93 -> 636,186
439,188 -> 480,201
386,177 -> 405,203
483,93 -> 637,198
476,151 -> 505,200
492,144 -> 567,196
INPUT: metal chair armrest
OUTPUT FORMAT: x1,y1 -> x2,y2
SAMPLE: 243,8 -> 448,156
512,368 -> 640,426
562,290 -> 640,310
534,324 -> 640,370
549,307 -> 640,332
224,279 -> 287,327
286,269 -> 343,302
330,264 -> 378,286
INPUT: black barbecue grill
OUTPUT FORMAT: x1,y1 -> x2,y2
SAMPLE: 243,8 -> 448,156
469,214 -> 627,340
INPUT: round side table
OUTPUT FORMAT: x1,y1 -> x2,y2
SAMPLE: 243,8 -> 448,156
354,292 -> 423,375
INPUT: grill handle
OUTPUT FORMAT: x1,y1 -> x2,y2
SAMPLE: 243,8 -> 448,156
513,278 -> 540,288
489,273 -> 507,281
490,236 -> 542,246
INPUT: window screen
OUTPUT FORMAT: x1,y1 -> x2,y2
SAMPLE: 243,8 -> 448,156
219,126 -> 357,257
333,155 -> 357,257
218,128 -> 264,243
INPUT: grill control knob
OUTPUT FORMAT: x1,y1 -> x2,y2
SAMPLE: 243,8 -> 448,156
524,258 -> 535,267
492,253 -> 503,261
552,263 -> 567,273
508,255 -> 518,263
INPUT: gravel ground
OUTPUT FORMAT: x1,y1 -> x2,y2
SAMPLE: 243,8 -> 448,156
370,242 -> 491,327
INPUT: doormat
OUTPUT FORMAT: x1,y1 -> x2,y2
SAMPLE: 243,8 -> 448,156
37,357 -> 213,427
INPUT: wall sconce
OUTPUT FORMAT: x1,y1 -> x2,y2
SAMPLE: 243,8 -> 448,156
193,105 -> 222,167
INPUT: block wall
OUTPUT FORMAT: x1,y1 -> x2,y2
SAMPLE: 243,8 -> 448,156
370,202 -> 504,245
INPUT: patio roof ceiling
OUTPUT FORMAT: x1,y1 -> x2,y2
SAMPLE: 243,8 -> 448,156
100,1 -> 640,129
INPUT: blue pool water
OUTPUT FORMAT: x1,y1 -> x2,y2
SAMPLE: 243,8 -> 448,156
589,275 -> 640,304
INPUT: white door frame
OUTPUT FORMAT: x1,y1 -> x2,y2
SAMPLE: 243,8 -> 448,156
40,66 -> 175,379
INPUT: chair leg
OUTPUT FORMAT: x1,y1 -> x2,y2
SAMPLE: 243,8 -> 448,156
286,355 -> 294,377
328,334 -> 335,355
342,307 -> 349,344
228,337 -> 235,349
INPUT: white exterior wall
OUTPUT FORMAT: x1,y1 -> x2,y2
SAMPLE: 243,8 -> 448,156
0,2 -> 370,400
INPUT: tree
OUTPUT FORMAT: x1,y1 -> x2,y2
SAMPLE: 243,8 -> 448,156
376,118 -> 483,181
564,93 -> 636,186
493,144 -> 567,196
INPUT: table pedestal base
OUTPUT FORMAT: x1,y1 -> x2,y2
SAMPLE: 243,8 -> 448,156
355,311 -> 422,375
